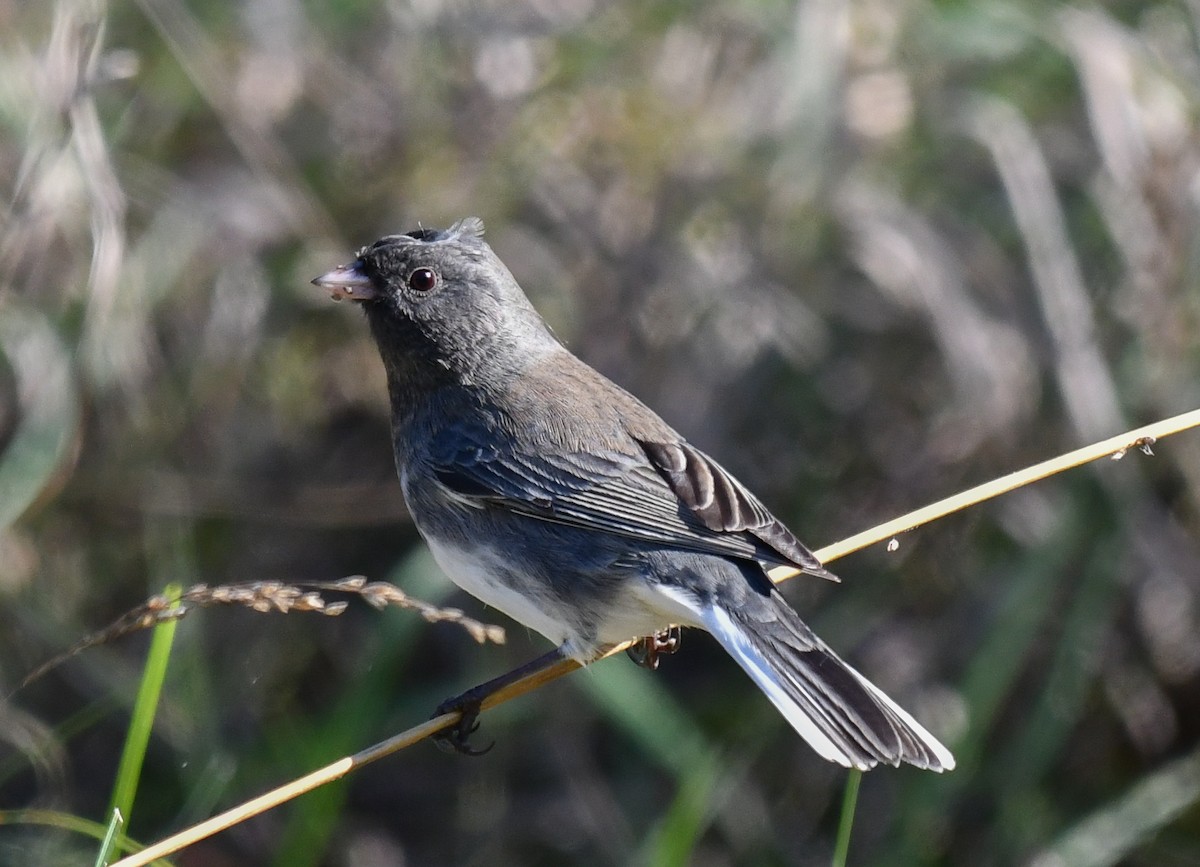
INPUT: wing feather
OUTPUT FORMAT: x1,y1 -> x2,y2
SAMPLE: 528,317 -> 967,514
427,423 -> 832,576
640,440 -> 833,578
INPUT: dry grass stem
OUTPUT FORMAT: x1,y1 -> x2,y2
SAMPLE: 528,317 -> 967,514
17,577 -> 504,693
108,409 -> 1200,867
774,410 -> 1200,580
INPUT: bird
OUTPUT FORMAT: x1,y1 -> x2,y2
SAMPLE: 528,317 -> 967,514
313,217 -> 955,772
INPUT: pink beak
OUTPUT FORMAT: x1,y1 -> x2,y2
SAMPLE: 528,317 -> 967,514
312,262 -> 379,301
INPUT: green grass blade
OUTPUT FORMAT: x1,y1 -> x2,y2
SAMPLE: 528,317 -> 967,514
0,808 -> 159,864
94,808 -> 123,867
103,584 -> 183,858
266,550 -> 451,867
0,303 -> 79,531
582,653 -> 730,866
832,770 -> 861,867
577,652 -> 714,774
1029,745 -> 1200,867
637,749 -> 723,867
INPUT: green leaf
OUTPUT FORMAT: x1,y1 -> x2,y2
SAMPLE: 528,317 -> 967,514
0,302 -> 79,530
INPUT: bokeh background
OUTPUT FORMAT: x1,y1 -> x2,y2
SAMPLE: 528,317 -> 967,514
3,0 -> 1200,864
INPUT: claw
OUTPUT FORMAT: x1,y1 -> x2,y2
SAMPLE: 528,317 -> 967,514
431,696 -> 495,756
626,626 -> 682,670
427,647 -> 567,756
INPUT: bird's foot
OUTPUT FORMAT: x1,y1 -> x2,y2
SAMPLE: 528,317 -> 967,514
431,692 -> 494,756
428,646 -> 567,756
626,626 -> 682,670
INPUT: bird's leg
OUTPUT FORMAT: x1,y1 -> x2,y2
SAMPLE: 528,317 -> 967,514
626,626 -> 682,670
432,646 -> 567,755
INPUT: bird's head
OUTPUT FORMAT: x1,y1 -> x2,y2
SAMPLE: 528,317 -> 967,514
314,218 -> 561,395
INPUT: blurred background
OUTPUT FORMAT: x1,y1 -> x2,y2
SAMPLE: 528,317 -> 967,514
2,0 -> 1199,864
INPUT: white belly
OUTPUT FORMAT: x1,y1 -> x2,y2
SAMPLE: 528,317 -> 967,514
422,533 -> 707,662
424,535 -> 574,647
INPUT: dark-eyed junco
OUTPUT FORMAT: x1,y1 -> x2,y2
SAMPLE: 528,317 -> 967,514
313,218 -> 954,771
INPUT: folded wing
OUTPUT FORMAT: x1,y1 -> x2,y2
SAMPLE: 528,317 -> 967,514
428,425 -> 830,576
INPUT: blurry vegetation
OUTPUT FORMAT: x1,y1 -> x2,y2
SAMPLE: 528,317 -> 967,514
1,0 -> 1199,864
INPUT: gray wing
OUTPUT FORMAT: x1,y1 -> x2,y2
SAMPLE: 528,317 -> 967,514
428,425 -> 833,576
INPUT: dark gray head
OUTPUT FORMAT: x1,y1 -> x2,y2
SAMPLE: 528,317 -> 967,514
313,218 -> 562,399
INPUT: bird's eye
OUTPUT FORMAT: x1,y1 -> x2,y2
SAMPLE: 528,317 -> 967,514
408,268 -> 438,292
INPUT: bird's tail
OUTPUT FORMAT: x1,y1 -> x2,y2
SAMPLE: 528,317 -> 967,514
692,588 -> 955,772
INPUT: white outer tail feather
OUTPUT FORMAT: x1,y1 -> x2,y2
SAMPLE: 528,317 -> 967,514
853,661 -> 957,771
655,584 -> 955,772
706,604 -> 858,767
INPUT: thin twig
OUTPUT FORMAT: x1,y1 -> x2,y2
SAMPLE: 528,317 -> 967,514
108,409 -> 1200,867
770,410 -> 1200,579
